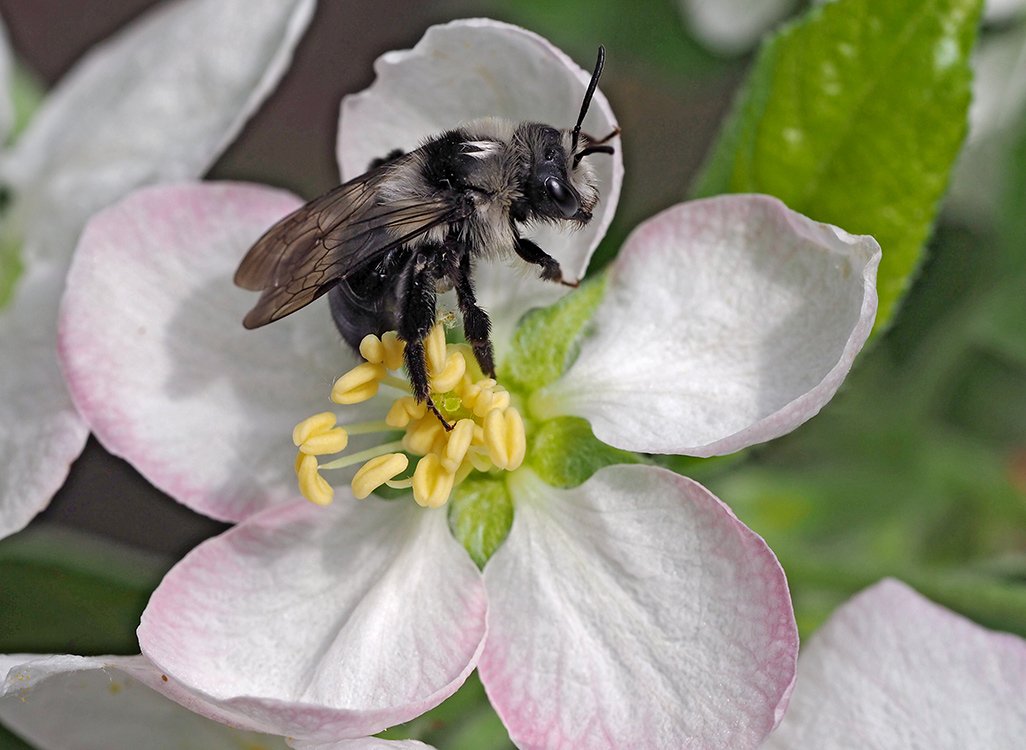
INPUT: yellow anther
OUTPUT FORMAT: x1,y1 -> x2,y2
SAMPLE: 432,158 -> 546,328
425,323 -> 448,375
454,458 -> 476,484
412,453 -> 456,508
430,351 -> 467,393
296,452 -> 333,506
473,389 -> 495,418
331,362 -> 387,404
442,418 -> 476,472
489,388 -> 511,412
293,412 -> 337,447
288,321 -> 527,512
484,406 -> 527,470
381,331 -> 405,371
385,396 -> 427,428
351,453 -> 409,500
359,334 -> 386,364
300,428 -> 348,456
469,448 -> 494,472
505,407 -> 527,470
403,416 -> 444,455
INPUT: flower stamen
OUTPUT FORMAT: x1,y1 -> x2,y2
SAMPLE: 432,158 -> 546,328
291,323 -> 526,508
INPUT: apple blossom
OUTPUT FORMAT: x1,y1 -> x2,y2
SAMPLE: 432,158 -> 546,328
0,653 -> 432,749
58,20 -> 879,750
0,0 -> 315,540
764,579 -> 1026,749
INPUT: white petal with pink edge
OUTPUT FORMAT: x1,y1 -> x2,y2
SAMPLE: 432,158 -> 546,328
338,19 -> 623,353
534,194 -> 879,456
59,182 -> 376,523
479,465 -> 797,750
290,739 -> 435,749
138,497 -> 487,741
2,0 -> 315,265
764,579 -> 1026,749
0,0 -> 314,537
0,259 -> 90,539
0,654 -> 289,749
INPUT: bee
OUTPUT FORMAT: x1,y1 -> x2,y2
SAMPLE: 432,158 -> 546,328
235,46 -> 617,428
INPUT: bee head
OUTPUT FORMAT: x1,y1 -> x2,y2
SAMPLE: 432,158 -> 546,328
515,46 -> 614,226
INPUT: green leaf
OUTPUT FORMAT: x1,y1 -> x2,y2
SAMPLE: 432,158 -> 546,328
0,527 -> 167,655
378,671 -> 514,749
0,226 -> 22,310
527,416 -> 641,489
0,725 -> 34,750
501,274 -> 607,395
693,0 -> 984,331
9,62 -> 44,143
448,477 -> 514,568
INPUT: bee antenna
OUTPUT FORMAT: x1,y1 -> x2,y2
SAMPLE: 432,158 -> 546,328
571,45 -> 605,156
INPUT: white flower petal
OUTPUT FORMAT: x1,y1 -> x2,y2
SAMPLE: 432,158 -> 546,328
678,0 -> 798,55
291,739 -> 435,750
338,19 -> 623,343
985,0 -> 1026,22
0,260 -> 89,538
0,654 -> 288,750
0,0 -> 313,537
138,498 -> 487,741
535,194 -> 879,456
3,0 -> 315,265
764,579 -> 1026,749
968,21 -> 1026,146
59,183 -> 372,523
479,466 -> 797,750
946,21 -> 1026,222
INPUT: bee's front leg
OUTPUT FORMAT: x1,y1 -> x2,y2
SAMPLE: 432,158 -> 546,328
398,252 -> 452,430
514,237 -> 578,287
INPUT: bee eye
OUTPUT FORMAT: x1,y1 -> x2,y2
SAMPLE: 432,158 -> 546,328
545,177 -> 579,218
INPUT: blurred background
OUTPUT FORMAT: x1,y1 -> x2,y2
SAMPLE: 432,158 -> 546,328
2,0 -> 1026,746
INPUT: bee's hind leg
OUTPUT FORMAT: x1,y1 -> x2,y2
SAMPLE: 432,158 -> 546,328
398,253 -> 452,431
453,253 -> 496,378
514,236 -> 578,288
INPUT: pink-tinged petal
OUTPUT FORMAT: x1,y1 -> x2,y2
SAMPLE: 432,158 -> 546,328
678,0 -> 797,55
0,261 -> 89,538
765,579 -> 1026,749
138,497 -> 487,741
3,0 -> 315,266
480,466 -> 797,750
0,654 -> 288,749
291,739 -> 435,750
339,18 -> 623,347
0,0 -> 313,535
59,182 -> 374,523
534,194 -> 880,456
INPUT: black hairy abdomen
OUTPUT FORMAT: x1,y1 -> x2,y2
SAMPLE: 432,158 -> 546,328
329,250 -> 408,350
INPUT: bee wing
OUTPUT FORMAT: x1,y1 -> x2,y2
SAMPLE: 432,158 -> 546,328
235,162 -> 467,328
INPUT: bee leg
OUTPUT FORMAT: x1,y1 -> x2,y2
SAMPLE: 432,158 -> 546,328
514,237 -> 578,287
453,252 -> 495,378
398,253 -> 453,431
